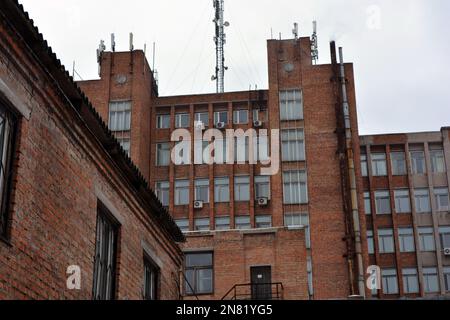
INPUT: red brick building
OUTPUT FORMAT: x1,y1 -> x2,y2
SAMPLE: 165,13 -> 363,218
0,0 -> 184,300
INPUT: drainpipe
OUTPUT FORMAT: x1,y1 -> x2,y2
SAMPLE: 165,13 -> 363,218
338,47 -> 366,298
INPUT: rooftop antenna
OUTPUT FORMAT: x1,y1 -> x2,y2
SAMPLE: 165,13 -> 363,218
129,32 -> 134,51
96,40 -> 106,76
212,0 -> 229,93
152,42 -> 156,71
111,33 -> 116,52
311,21 -> 319,64
293,22 -> 299,40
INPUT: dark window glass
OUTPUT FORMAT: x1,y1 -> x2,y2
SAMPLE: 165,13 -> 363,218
144,257 -> 159,300
185,252 -> 213,295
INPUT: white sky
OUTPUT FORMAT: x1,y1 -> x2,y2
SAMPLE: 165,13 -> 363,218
19,0 -> 450,135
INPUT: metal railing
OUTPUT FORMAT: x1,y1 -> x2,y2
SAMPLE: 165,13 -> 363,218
221,283 -> 284,301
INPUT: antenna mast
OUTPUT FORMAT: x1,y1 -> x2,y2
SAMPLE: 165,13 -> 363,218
311,21 -> 319,64
212,0 -> 229,93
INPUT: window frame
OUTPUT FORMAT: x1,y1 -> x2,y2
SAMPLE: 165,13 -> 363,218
414,189 -> 431,213
281,129 -> 305,162
371,153 -> 387,177
108,100 -> 131,132
418,227 -> 435,252
234,176 -> 250,202
394,189 -> 411,214
423,267 -> 440,293
214,177 -> 230,203
381,268 -> 399,295
402,268 -> 419,294
194,179 -> 210,203
398,227 -> 415,253
155,181 -> 170,207
156,142 -> 171,167
185,252 -> 214,296
430,149 -> 445,173
156,114 -> 171,129
375,191 -> 391,215
143,255 -> 160,300
283,170 -> 308,205
279,89 -> 303,121
175,180 -> 190,206
378,229 -> 395,254
233,109 -> 249,125
410,151 -> 426,175
175,113 -> 190,128
391,152 -> 407,176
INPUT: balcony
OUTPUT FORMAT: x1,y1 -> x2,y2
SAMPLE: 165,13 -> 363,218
221,283 -> 284,300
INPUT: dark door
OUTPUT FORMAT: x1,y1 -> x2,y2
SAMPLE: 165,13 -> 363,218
251,266 -> 272,300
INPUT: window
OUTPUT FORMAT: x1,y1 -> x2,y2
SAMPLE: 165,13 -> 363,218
391,152 -> 407,176
253,109 -> 260,122
434,188 -> 449,212
410,151 -> 426,175
214,177 -> 230,203
155,181 -> 170,207
281,129 -> 305,161
175,219 -> 189,233
414,189 -> 431,213
375,191 -> 391,215
108,101 -> 131,132
175,180 -> 190,206
156,143 -> 170,166
195,218 -> 210,232
235,216 -> 251,230
439,226 -> 450,249
93,204 -> 119,300
215,217 -> 230,231
280,89 -> 303,121
255,216 -> 272,229
175,113 -> 190,128
233,110 -> 249,124
418,227 -> 435,252
361,154 -> 368,177
371,153 -> 387,176
381,269 -> 399,295
195,179 -> 209,203
284,213 -> 310,248
116,137 -> 131,156
234,136 -> 249,163
195,112 -> 209,128
283,171 -> 308,204
378,229 -> 395,253
0,104 -> 17,238
444,267 -> 450,292
367,230 -> 375,255
213,139 -> 227,164
430,149 -> 445,173
185,253 -> 213,295
402,268 -> 419,294
234,176 -> 250,202
364,192 -> 372,215
394,190 -> 411,213
255,176 -> 270,200
143,257 -> 159,300
156,114 -> 171,129
214,111 -> 228,125
398,228 -> 415,252
423,267 -> 439,293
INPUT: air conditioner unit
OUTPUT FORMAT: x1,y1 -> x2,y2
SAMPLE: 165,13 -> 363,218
444,248 -> 450,256
216,122 -> 226,129
257,197 -> 269,206
253,120 -> 263,128
194,200 -> 204,209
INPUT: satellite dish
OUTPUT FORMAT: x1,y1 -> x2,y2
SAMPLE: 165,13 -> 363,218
224,21 -> 230,27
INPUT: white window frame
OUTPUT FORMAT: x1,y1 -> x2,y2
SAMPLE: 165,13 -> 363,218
175,113 -> 190,128
281,129 -> 305,162
108,100 -> 131,132
279,89 -> 303,121
371,153 -> 387,176
156,114 -> 171,129
375,191 -> 391,215
283,170 -> 308,204
233,109 -> 249,124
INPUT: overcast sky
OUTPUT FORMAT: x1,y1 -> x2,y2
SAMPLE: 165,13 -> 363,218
20,0 -> 450,135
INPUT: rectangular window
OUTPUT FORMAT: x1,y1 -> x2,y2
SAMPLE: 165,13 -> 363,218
93,204 -> 119,300
195,112 -> 209,128
143,257 -> 159,300
109,101 -> 131,132
410,151 -> 426,175
215,217 -> 230,231
280,89 -> 303,121
235,216 -> 251,230
175,113 -> 190,128
233,110 -> 249,124
434,188 -> 449,212
398,227 -> 415,252
214,177 -> 230,203
375,191 -> 391,215
418,227 -> 435,252
439,226 -> 450,249
361,154 -> 368,177
156,143 -> 170,166
281,129 -> 305,162
255,176 -> 270,200
378,229 -> 395,253
414,189 -> 431,213
155,181 -> 170,207
372,153 -> 387,176
234,136 -> 249,163
234,176 -> 250,202
394,190 -> 411,213
156,114 -> 171,129
185,253 -> 213,295
194,179 -> 210,203
0,104 -> 17,238
367,230 -> 375,255
175,180 -> 190,206
430,149 -> 446,173
364,192 -> 372,215
402,268 -> 419,294
381,268 -> 399,295
195,218 -> 210,232
284,213 -> 310,248
175,219 -> 189,233
255,215 -> 272,229
444,267 -> 450,292
116,137 -> 131,156
391,152 -> 407,176
283,171 -> 308,204
214,111 -> 228,125
423,267 -> 440,293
